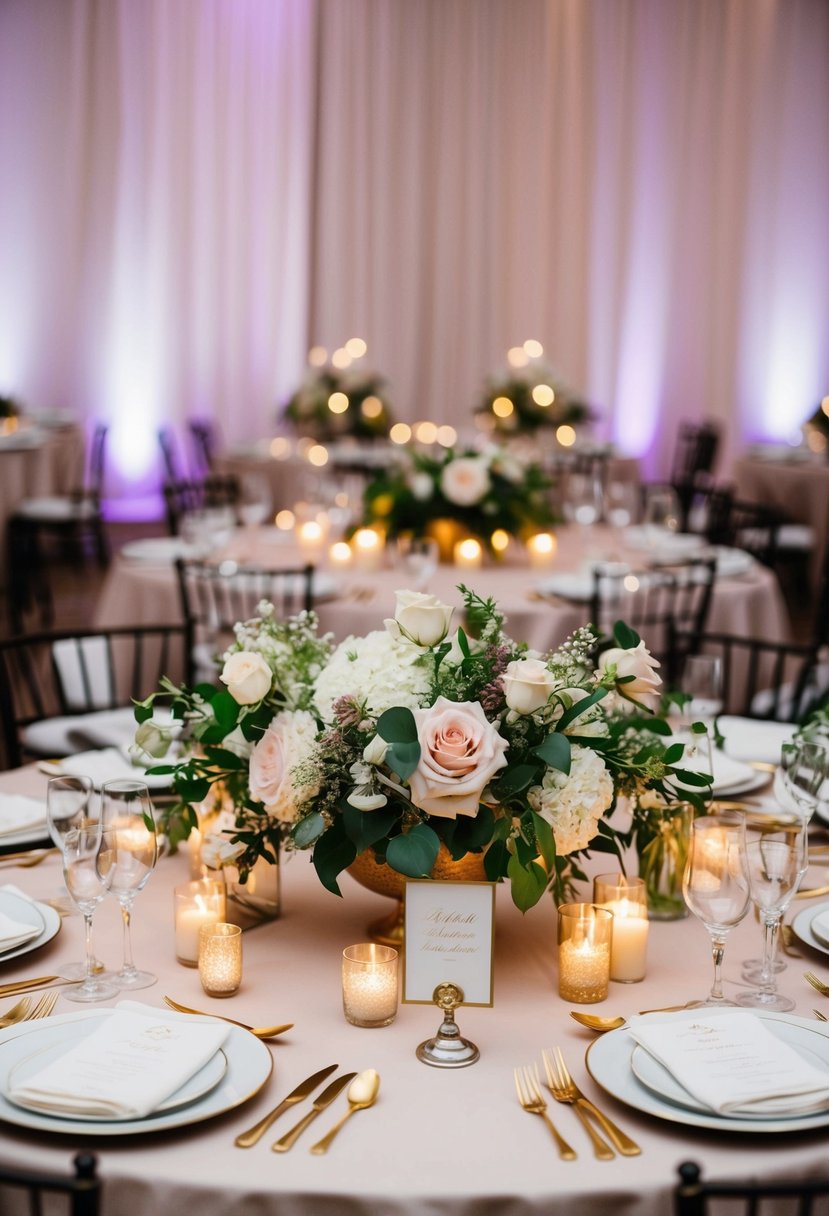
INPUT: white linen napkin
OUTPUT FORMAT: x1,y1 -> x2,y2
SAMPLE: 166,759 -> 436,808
672,735 -> 756,794
54,748 -> 170,791
0,910 -> 41,951
6,1001 -> 230,1119
0,796 -> 47,839
718,716 -> 795,765
627,1010 -> 829,1115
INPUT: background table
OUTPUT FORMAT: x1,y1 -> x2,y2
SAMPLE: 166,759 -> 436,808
0,763 -> 828,1215
732,453 -> 829,591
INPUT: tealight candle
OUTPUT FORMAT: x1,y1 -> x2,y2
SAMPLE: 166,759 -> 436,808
328,540 -> 353,568
296,518 -> 326,557
557,903 -> 612,1004
593,874 -> 649,983
342,943 -> 399,1027
526,531 -> 557,568
174,880 -> 226,966
198,922 -> 242,997
453,537 -> 482,569
353,527 -> 384,572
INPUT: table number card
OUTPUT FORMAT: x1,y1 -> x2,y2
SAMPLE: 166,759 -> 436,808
402,880 -> 495,1006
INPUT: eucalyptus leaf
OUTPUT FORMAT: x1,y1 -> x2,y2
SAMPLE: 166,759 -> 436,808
534,732 -> 571,774
385,823 -> 440,878
377,706 -> 418,743
342,803 -> 400,851
491,763 -> 538,800
613,620 -> 641,649
507,854 -> 547,912
293,811 -> 326,849
312,824 -> 357,896
386,739 -> 421,781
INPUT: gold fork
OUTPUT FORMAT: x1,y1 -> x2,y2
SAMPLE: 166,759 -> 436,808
814,1009 -> 828,1022
542,1049 -> 614,1159
804,971 -> 829,997
0,998 -> 31,1028
542,1048 -> 641,1157
514,1065 -> 577,1160
25,991 -> 59,1020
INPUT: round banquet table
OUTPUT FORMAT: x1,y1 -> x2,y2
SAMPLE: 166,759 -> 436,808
0,765 -> 828,1215
93,523 -> 791,677
732,453 -> 829,591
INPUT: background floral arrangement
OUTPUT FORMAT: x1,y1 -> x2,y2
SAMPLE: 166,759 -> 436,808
283,364 -> 394,442
137,588 -> 711,912
357,446 -> 555,552
476,362 -> 592,436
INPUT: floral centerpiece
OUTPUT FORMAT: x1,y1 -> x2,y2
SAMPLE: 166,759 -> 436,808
136,588 -> 710,912
476,362 -> 592,437
357,446 -> 555,555
283,362 -> 394,442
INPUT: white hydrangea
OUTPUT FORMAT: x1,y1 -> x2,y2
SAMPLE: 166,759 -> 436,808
313,630 -> 433,724
527,744 -> 614,854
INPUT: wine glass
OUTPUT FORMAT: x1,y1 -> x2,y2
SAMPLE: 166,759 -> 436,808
396,536 -> 439,590
774,740 -> 829,823
681,654 -> 723,777
603,480 -> 639,531
563,470 -> 603,528
46,775 -> 106,979
682,811 -> 751,1007
237,473 -> 272,528
642,486 -> 680,546
62,823 -> 119,1003
737,827 -> 805,1011
99,780 -> 158,990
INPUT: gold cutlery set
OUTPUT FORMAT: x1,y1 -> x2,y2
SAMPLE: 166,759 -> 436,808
514,1048 -> 640,1160
235,1064 -> 379,1153
0,991 -> 59,1027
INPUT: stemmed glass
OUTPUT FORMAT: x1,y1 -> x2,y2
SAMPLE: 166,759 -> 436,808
737,827 -> 805,1011
642,486 -> 680,547
564,471 -> 603,529
682,811 -> 751,1007
46,775 -> 105,979
396,536 -> 439,591
237,473 -> 272,528
681,654 -> 723,778
774,740 -> 829,823
99,780 -> 158,990
62,822 -> 119,1003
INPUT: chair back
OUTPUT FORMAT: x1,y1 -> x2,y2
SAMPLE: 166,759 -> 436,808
163,475 -> 240,535
0,625 -> 188,768
670,421 -> 720,486
84,422 -> 108,502
189,418 -> 217,474
158,427 -> 185,481
699,486 -> 781,567
590,557 -> 717,687
0,1152 -> 100,1216
675,1159 -> 829,1216
174,558 -> 315,682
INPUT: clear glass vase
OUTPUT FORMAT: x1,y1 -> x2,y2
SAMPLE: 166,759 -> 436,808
635,800 -> 694,921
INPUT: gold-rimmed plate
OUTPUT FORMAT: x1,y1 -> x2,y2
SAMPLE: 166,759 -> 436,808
0,891 -> 60,965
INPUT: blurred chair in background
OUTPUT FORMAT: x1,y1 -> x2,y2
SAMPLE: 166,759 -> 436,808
162,475 -> 240,537
0,1152 -> 100,1216
674,1159 -> 829,1216
189,418 -> 218,476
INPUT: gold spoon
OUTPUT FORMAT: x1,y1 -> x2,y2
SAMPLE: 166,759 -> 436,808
570,1003 -> 690,1033
0,998 -> 32,1028
309,1069 -> 380,1154
162,996 -> 293,1040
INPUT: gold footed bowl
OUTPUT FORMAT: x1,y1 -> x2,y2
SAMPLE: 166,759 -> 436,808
347,845 -> 488,947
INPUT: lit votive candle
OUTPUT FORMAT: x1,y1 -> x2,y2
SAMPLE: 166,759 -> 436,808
174,879 -> 226,966
199,922 -> 242,997
328,540 -> 353,568
526,531 -> 557,568
353,527 -> 384,572
342,943 -> 399,1027
453,537 -> 482,569
557,903 -> 612,1004
296,518 -> 326,557
593,873 -> 649,983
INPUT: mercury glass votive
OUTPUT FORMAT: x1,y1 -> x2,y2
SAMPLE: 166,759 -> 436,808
342,943 -> 399,1027
174,879 -> 226,967
198,922 -> 242,997
593,874 -> 649,983
557,903 -> 612,1004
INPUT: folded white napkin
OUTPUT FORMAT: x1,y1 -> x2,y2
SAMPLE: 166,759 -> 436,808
55,748 -> 170,791
7,1001 -> 230,1119
0,796 -> 47,839
718,716 -> 795,766
672,736 -> 756,793
0,910 -> 41,951
628,1010 -> 829,1115
810,910 -> 829,949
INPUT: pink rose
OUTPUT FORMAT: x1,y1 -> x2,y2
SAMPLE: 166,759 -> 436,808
597,641 -> 662,712
248,710 -> 318,823
408,696 -> 508,819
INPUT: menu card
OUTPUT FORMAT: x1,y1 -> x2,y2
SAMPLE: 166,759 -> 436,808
628,1010 -> 829,1115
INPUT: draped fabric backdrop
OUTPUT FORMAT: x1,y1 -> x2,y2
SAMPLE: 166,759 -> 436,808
0,0 -> 827,507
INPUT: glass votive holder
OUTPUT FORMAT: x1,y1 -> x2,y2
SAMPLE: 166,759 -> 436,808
557,903 -> 613,1004
593,873 -> 649,983
342,943 -> 399,1027
198,922 -> 242,997
174,879 -> 227,967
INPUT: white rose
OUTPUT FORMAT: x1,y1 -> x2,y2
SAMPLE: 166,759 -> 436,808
440,457 -> 491,506
221,651 -> 272,705
133,720 -> 172,759
363,734 -> 388,766
408,697 -> 509,819
502,658 -> 557,714
410,472 -> 434,501
597,641 -> 662,712
386,590 -> 454,647
201,833 -> 246,869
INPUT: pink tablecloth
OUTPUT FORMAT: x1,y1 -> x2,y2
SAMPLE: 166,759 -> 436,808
0,763 -> 827,1215
733,454 -> 829,590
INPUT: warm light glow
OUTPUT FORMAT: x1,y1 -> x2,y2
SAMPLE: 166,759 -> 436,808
275,509 -> 295,530
492,396 -> 514,418
354,527 -> 382,551
532,384 -> 555,407
296,436 -> 315,457
361,395 -> 382,418
298,520 -> 324,544
807,430 -> 827,453
527,532 -> 556,556
507,346 -> 529,368
269,436 -> 292,458
415,420 -> 438,444
491,528 -> 510,552
329,541 -> 352,566
307,444 -> 329,466
556,424 -> 576,447
328,391 -> 349,414
331,347 -> 351,369
523,338 -> 544,359
822,395 -> 829,417
436,425 -> 457,446
389,422 -> 412,444
345,337 -> 367,359
623,574 -> 640,592
454,538 -> 482,568
308,345 -> 327,367
334,490 -> 349,507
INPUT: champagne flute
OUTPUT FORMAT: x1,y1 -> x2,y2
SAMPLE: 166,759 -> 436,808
46,775 -> 105,979
62,823 -> 119,1003
682,811 -> 751,1007
737,828 -> 804,1011
99,780 -> 158,990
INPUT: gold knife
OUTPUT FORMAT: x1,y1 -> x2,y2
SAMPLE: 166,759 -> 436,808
271,1072 -> 357,1153
0,976 -> 61,997
234,1064 -> 339,1148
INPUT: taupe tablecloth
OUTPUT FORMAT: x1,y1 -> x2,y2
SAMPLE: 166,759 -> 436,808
0,764 -> 827,1216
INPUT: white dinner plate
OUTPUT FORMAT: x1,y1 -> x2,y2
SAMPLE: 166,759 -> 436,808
625,528 -> 705,556
6,1028 -> 228,1120
0,891 -> 60,965
0,891 -> 44,957
120,537 -> 200,563
0,795 -> 50,851
0,1009 -> 272,1135
41,748 -> 172,791
586,1010 -> 829,1133
809,910 -> 829,951
791,900 -> 829,958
